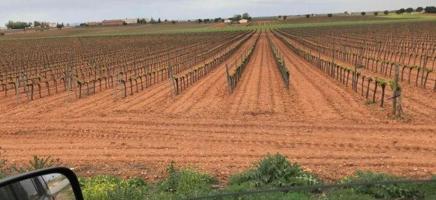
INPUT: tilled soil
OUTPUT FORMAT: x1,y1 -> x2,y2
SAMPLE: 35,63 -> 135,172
0,32 -> 435,182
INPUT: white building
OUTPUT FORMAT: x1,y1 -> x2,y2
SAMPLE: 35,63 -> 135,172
124,18 -> 138,24
48,22 -> 57,28
239,19 -> 248,24
224,19 -> 232,23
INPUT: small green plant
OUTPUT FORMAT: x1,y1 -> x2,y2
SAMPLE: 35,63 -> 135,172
159,162 -> 217,199
108,178 -> 148,200
388,79 -> 401,91
229,153 -> 320,189
375,77 -> 387,86
219,191 -> 312,200
80,176 -> 120,200
12,155 -> 61,173
340,171 -> 423,199
80,175 -> 149,200
327,189 -> 374,200
106,185 -> 148,200
0,155 -> 5,179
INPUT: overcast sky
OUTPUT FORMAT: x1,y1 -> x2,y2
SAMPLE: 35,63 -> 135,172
0,0 -> 434,26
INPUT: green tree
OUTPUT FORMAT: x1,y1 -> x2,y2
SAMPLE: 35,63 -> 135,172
361,11 -> 366,16
384,10 -> 389,15
374,12 -> 378,16
396,8 -> 405,14
41,22 -> 50,28
157,18 -> 161,23
34,21 -> 41,27
406,7 -> 414,13
213,17 -> 222,22
56,23 -> 64,29
242,13 -> 251,20
328,13 -> 333,17
416,7 -> 424,12
424,6 -> 436,13
150,18 -> 156,24
233,14 -> 242,21
137,18 -> 147,24
5,21 -> 31,29
306,14 -> 310,18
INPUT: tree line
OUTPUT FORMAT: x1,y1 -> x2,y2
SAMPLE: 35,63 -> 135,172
5,21 -> 64,29
196,13 -> 251,23
302,6 -> 435,18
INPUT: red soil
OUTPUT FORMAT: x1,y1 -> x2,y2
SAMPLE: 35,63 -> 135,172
0,32 -> 435,183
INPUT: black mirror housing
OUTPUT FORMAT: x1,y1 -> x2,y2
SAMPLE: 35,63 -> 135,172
0,167 -> 83,200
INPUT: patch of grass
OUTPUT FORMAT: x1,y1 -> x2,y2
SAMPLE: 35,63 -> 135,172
107,184 -> 148,200
80,175 -> 149,200
0,157 -> 5,179
379,13 -> 436,20
0,23 -> 245,41
80,176 -> 120,200
418,176 -> 436,200
158,162 -> 217,199
218,191 -> 313,200
339,171 -> 425,199
326,189 -> 374,200
80,162 -> 217,200
1,155 -> 435,200
3,14 -> 435,40
267,15 -> 436,30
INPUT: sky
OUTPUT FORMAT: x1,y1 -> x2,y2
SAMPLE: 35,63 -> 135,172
0,0 -> 434,27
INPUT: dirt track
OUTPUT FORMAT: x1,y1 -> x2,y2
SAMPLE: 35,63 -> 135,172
1,32 -> 435,182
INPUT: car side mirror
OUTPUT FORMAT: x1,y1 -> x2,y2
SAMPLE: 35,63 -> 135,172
0,167 -> 83,200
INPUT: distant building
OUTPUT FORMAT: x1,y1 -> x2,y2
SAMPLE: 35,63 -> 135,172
102,20 -> 125,26
47,22 -> 57,28
124,18 -> 138,24
87,21 -> 102,26
239,19 -> 249,24
224,19 -> 232,23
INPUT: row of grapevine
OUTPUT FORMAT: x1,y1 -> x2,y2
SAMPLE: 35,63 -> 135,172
225,33 -> 260,93
0,31 -> 250,101
172,32 -> 256,95
267,34 -> 290,88
274,30 -> 393,107
115,32 -> 251,98
278,22 -> 435,91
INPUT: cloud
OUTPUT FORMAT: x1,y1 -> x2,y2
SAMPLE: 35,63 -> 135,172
0,0 -> 433,26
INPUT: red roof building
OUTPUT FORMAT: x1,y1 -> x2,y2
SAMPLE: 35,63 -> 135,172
102,20 -> 124,26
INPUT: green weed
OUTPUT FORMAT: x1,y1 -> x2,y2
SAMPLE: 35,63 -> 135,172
229,153 -> 320,189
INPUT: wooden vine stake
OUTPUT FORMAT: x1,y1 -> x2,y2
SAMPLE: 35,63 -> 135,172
169,65 -> 178,96
225,64 -> 232,93
15,78 -> 20,104
392,64 -> 403,118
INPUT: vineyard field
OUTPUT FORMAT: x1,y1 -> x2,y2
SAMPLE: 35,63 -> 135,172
0,20 -> 435,182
